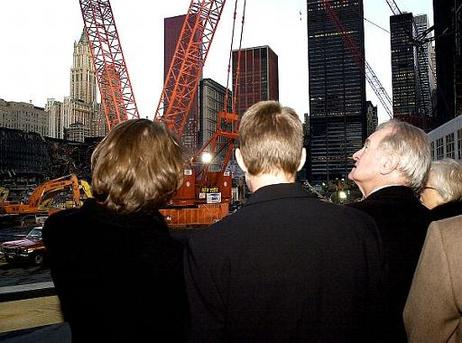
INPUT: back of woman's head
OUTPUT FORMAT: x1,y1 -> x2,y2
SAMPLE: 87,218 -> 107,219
429,158 -> 462,203
91,119 -> 183,213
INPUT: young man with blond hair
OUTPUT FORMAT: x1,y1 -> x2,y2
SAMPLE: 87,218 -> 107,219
185,101 -> 384,342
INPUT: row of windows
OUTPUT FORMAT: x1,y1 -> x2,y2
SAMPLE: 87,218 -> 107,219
431,129 -> 462,160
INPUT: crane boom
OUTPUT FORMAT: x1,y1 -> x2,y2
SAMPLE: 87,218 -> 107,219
323,0 -> 393,118
79,0 -> 139,130
155,0 -> 227,137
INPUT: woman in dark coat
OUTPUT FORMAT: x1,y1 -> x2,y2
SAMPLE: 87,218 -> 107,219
43,119 -> 188,342
420,158 -> 462,221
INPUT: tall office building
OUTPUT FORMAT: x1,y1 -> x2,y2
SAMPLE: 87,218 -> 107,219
390,13 -> 418,119
45,98 -> 64,139
414,14 -> 433,117
433,0 -> 462,127
198,78 -> 232,171
307,0 -> 366,182
164,14 -> 199,155
232,45 -> 279,115
62,30 -> 106,141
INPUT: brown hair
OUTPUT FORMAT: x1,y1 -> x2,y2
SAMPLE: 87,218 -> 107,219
91,119 -> 183,213
239,101 -> 303,176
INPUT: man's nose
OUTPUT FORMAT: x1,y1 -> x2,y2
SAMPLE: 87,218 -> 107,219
352,149 -> 361,161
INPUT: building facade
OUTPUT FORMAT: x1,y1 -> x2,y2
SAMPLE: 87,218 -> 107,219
62,30 -> 106,142
414,14 -> 434,117
46,98 -> 64,139
164,14 -> 199,155
198,78 -> 232,171
366,101 -> 378,137
0,99 -> 49,137
390,13 -> 419,119
428,115 -> 462,161
232,45 -> 279,115
307,0 -> 366,182
433,0 -> 462,127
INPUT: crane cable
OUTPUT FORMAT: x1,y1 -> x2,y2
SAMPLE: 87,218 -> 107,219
223,0 -> 246,113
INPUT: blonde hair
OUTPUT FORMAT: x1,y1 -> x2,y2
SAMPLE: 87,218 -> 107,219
91,119 -> 183,213
239,101 -> 303,176
428,159 -> 462,202
376,119 -> 431,191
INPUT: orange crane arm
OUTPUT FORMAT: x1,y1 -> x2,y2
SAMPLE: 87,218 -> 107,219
155,0 -> 227,137
79,0 -> 139,131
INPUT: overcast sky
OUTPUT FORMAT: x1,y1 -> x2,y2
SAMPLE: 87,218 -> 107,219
0,0 -> 433,124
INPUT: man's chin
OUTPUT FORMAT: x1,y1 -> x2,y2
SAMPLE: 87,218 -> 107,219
347,170 -> 355,181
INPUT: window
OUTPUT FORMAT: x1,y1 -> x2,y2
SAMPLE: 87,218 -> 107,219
446,133 -> 455,158
458,129 -> 462,160
436,137 -> 444,160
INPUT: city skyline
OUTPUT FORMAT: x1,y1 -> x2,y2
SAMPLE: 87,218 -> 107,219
0,0 -> 433,125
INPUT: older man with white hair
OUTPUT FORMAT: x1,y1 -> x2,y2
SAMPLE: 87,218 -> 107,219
347,119 -> 432,343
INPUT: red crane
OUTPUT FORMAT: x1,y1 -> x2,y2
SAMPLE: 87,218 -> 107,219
323,0 -> 394,119
155,0 -> 227,137
79,0 -> 139,131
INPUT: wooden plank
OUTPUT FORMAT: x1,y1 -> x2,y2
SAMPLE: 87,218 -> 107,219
0,295 -> 63,333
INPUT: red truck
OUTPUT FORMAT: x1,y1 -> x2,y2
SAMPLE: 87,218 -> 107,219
0,226 -> 45,265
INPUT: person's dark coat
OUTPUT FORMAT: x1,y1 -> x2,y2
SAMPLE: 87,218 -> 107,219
185,183 -> 384,343
43,199 -> 188,343
430,200 -> 462,222
347,185 -> 432,343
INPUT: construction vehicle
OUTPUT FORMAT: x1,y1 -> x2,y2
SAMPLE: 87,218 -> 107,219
80,0 -> 243,228
0,186 -> 9,203
0,174 -> 92,215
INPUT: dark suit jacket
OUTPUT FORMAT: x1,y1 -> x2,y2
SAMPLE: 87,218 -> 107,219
43,199 -> 188,343
347,186 -> 432,343
185,183 -> 384,342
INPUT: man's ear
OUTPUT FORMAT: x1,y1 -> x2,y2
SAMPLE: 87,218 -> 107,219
380,153 -> 398,175
297,148 -> 307,172
235,148 -> 248,173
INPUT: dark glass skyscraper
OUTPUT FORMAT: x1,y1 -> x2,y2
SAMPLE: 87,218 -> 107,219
433,0 -> 462,127
307,0 -> 366,182
390,13 -> 418,120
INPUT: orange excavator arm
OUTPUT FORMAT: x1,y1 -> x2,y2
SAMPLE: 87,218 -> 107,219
1,175 -> 82,214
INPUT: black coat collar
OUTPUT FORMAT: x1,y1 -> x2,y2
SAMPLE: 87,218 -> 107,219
366,186 -> 418,201
245,182 -> 317,207
81,198 -> 167,230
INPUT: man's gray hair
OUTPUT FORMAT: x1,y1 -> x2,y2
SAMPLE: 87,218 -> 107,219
429,159 -> 462,202
376,119 -> 431,191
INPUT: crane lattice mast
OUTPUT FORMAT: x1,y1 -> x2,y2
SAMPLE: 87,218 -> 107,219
79,0 -> 139,131
155,0 -> 227,138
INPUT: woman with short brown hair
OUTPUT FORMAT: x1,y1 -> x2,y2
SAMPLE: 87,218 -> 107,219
43,119 -> 188,342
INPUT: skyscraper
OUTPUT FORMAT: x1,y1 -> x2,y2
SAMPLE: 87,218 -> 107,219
390,12 -> 432,130
198,78 -> 232,171
390,13 -> 418,119
61,30 -> 106,141
414,14 -> 433,118
232,45 -> 279,115
164,14 -> 199,154
433,0 -> 462,126
307,0 -> 366,182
